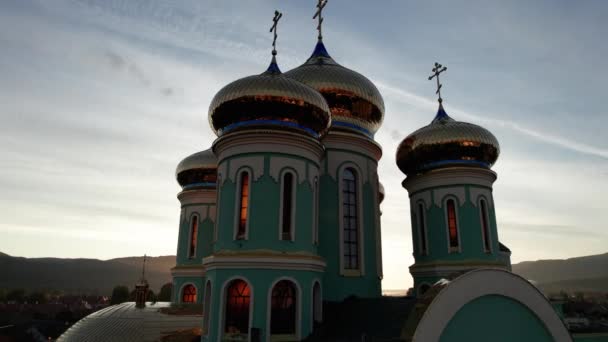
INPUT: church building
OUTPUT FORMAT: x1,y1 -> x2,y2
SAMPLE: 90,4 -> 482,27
59,2 -> 604,342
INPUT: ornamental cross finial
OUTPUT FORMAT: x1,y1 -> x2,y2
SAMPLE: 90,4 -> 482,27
270,10 -> 283,56
140,254 -> 147,281
428,62 -> 448,103
313,0 -> 328,41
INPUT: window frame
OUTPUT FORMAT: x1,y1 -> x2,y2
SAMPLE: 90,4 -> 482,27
443,197 -> 462,253
181,283 -> 197,304
188,213 -> 199,259
278,170 -> 297,242
416,201 -> 429,256
221,278 -> 253,338
234,169 -> 251,241
266,277 -> 301,341
479,198 -> 493,253
338,165 -> 364,276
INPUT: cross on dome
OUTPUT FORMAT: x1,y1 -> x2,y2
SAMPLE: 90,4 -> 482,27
270,10 -> 283,56
428,62 -> 447,103
313,0 -> 328,41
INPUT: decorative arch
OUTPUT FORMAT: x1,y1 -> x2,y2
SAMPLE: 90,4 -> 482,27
442,195 -> 462,253
180,283 -> 197,303
266,277 -> 302,341
278,168 -> 297,242
220,277 -> 254,339
234,168 -> 252,240
202,280 -> 212,335
409,269 -> 572,342
338,162 -> 365,275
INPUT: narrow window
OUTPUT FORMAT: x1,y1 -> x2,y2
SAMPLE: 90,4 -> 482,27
225,279 -> 250,335
271,280 -> 297,335
446,199 -> 459,250
189,216 -> 198,259
281,173 -> 294,240
313,177 -> 319,245
342,168 -> 359,270
237,172 -> 249,240
417,204 -> 427,255
182,284 -> 196,303
480,199 -> 491,252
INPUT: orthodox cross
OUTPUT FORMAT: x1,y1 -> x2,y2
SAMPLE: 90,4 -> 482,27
313,0 -> 328,40
270,10 -> 283,56
140,254 -> 147,281
428,62 -> 447,103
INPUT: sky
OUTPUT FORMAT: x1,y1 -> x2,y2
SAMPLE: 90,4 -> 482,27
0,0 -> 607,290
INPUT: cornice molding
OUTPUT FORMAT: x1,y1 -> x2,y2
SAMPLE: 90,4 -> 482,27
202,251 -> 326,273
322,130 -> 382,161
403,167 -> 497,194
177,189 -> 217,205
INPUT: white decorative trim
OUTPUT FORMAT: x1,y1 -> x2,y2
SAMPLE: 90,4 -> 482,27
433,187 -> 466,208
337,164 -> 365,276
327,151 -> 370,183
178,190 -> 217,206
178,282 -> 198,304
278,170 -> 297,242
233,169 -> 251,241
411,269 -> 572,342
321,130 -> 383,162
469,187 -> 494,208
410,191 -> 432,210
229,156 -> 264,183
208,205 -> 217,224
403,167 -> 496,194
307,163 -> 319,188
442,196 -> 462,254
270,157 -> 305,184
218,276 -> 255,342
266,277 -> 302,342
203,255 -> 326,273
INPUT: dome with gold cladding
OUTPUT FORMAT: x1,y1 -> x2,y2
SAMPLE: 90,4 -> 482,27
208,57 -> 331,138
284,41 -> 385,137
176,149 -> 218,190
396,104 -> 500,175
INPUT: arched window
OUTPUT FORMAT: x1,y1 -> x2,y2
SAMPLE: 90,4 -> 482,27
188,215 -> 198,259
417,203 -> 428,255
280,172 -> 294,241
271,280 -> 297,335
236,172 -> 250,240
446,199 -> 460,251
480,199 -> 491,252
225,279 -> 250,335
182,284 -> 197,303
203,281 -> 212,335
312,282 -> 322,324
342,168 -> 359,270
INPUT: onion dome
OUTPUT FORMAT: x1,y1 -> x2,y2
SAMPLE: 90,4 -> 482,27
378,182 -> 385,204
208,56 -> 331,138
396,104 -> 500,175
284,40 -> 385,137
175,149 -> 217,190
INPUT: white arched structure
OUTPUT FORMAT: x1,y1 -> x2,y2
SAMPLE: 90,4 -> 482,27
266,276 -> 302,342
410,269 -> 572,342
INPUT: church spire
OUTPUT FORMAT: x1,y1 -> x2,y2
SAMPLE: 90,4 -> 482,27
428,62 -> 452,123
265,10 -> 283,74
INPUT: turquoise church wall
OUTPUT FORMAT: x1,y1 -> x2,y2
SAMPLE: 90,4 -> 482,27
573,334 -> 608,342
318,149 -> 381,301
439,294 -> 554,342
202,268 -> 321,342
214,153 -> 318,253
175,204 -> 215,265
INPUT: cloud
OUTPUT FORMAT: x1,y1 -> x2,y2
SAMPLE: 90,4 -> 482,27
377,81 -> 608,160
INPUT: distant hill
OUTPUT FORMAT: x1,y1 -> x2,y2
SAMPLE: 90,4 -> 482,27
0,253 -> 175,295
512,253 -> 608,293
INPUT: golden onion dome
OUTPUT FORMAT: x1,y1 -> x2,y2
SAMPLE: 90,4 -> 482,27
284,41 -> 385,137
208,57 -> 331,138
396,104 -> 500,175
175,149 -> 218,189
